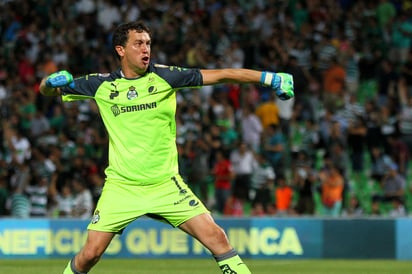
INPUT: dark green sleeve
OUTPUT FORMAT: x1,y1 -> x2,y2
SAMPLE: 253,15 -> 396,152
61,71 -> 121,97
148,63 -> 203,89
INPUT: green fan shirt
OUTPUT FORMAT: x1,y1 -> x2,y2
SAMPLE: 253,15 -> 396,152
61,63 -> 203,184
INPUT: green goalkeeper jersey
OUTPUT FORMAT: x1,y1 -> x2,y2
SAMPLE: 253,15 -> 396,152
61,63 -> 203,184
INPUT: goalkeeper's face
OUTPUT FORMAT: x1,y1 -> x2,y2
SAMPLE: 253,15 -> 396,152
118,30 -> 151,75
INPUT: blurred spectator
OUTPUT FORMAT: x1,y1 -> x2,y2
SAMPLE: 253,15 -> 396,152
370,200 -> 382,216
273,174 -> 295,216
379,105 -> 398,153
49,174 -> 75,218
318,109 -> 336,149
48,104 -> 66,133
329,142 -> 350,180
71,176 -> 94,219
261,123 -> 286,176
299,118 -> 321,161
217,119 -> 238,151
97,0 -> 122,32
398,75 -> 412,161
187,137 -> 211,207
6,184 -> 31,218
344,45 -> 361,95
255,93 -> 280,130
386,134 -> 409,177
325,119 -> 347,156
388,10 -> 412,65
0,175 -> 8,216
25,175 -> 50,217
319,163 -> 345,217
292,152 -> 316,215
4,124 -> 31,166
237,103 -> 263,152
400,50 -> 412,95
250,152 -> 275,214
372,162 -> 406,205
30,109 -> 51,139
341,194 -> 364,217
364,99 -> 383,153
212,149 -> 234,215
370,146 -> 392,183
388,197 -> 407,217
76,0 -> 96,15
322,57 -> 346,111
120,0 -> 141,24
276,96 -> 295,146
223,195 -> 244,217
376,59 -> 398,108
250,202 -> 266,217
204,123 -> 223,169
376,0 -> 396,32
346,115 -> 367,175
230,142 -> 255,204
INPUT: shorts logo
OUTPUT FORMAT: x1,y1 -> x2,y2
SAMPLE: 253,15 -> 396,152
220,264 -> 237,274
91,210 -> 100,224
189,199 -> 199,207
174,195 -> 191,206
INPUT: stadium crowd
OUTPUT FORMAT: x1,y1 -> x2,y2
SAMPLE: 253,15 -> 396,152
1,0 -> 412,219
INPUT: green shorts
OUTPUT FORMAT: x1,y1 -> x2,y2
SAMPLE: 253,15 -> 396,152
87,174 -> 210,233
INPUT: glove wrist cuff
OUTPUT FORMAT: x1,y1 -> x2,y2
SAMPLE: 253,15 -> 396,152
260,71 -> 276,87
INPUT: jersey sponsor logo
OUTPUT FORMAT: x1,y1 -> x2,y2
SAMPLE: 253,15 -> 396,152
110,102 -> 157,116
111,105 -> 121,116
127,86 -> 138,100
220,264 -> 237,274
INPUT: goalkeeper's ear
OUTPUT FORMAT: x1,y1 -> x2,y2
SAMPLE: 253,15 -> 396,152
39,77 -> 61,96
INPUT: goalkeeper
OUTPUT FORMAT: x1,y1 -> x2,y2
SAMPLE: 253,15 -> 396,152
40,21 -> 294,274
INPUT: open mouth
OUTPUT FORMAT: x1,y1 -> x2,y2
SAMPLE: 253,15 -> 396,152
142,57 -> 150,64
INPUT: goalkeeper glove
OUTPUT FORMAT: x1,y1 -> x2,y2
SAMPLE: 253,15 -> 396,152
45,70 -> 75,88
260,71 -> 294,100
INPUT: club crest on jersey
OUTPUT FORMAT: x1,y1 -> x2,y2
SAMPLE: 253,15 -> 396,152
127,86 -> 138,100
91,210 -> 100,224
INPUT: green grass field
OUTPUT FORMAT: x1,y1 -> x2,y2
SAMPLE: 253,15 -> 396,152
1,259 -> 412,274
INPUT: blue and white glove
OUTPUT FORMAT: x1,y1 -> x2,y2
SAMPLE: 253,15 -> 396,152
45,70 -> 75,88
260,71 -> 294,100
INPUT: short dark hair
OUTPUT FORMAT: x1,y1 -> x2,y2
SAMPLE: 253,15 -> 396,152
112,21 -> 151,59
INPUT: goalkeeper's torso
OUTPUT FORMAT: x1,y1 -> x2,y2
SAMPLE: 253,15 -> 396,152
61,63 -> 203,184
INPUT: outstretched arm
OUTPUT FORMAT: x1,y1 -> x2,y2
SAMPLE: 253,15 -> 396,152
200,68 -> 294,100
200,68 -> 262,85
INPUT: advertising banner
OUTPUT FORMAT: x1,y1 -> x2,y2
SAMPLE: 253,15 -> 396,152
0,217 -> 321,259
